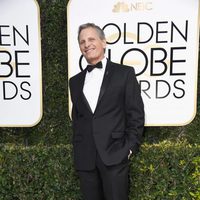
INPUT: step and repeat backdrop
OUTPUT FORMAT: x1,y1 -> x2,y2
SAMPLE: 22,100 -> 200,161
67,0 -> 200,126
0,0 -> 42,127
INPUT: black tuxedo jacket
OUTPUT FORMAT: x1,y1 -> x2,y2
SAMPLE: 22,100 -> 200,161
69,60 -> 144,170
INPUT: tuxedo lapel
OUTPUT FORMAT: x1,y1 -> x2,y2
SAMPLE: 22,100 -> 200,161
75,70 -> 93,114
95,60 -> 114,112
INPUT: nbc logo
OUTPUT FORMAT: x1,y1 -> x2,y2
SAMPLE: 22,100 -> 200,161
112,1 -> 153,12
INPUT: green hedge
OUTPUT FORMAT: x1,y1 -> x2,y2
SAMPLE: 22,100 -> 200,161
0,142 -> 199,200
130,142 -> 200,200
0,144 -> 80,200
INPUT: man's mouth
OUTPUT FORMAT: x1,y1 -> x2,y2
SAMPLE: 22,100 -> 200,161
85,48 -> 94,53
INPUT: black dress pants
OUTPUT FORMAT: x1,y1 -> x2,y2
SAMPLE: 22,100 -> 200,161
77,152 -> 129,200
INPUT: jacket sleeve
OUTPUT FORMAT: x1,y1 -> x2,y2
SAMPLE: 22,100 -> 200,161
124,67 -> 145,154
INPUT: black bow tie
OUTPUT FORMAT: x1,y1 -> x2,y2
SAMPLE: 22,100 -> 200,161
86,61 -> 102,72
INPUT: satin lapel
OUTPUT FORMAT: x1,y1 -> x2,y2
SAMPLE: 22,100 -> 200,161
95,61 -> 114,110
76,70 -> 93,114
76,70 -> 86,92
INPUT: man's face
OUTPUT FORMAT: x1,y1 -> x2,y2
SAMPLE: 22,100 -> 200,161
79,27 -> 106,64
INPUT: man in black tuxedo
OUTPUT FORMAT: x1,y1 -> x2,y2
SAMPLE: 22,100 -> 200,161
69,23 -> 144,200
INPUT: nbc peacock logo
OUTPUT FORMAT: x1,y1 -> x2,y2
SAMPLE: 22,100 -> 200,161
112,2 -> 130,12
112,1 -> 153,12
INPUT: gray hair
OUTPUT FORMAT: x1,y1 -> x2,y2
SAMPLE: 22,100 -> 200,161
77,23 -> 106,42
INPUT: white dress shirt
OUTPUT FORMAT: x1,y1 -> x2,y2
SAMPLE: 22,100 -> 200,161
83,58 -> 107,113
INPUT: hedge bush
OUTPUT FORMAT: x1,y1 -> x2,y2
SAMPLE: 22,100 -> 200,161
0,144 -> 81,200
0,142 -> 199,200
130,141 -> 200,200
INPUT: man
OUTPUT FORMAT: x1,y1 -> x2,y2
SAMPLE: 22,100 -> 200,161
69,23 -> 144,200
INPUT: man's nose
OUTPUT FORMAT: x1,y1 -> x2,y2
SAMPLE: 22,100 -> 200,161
84,40 -> 90,48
